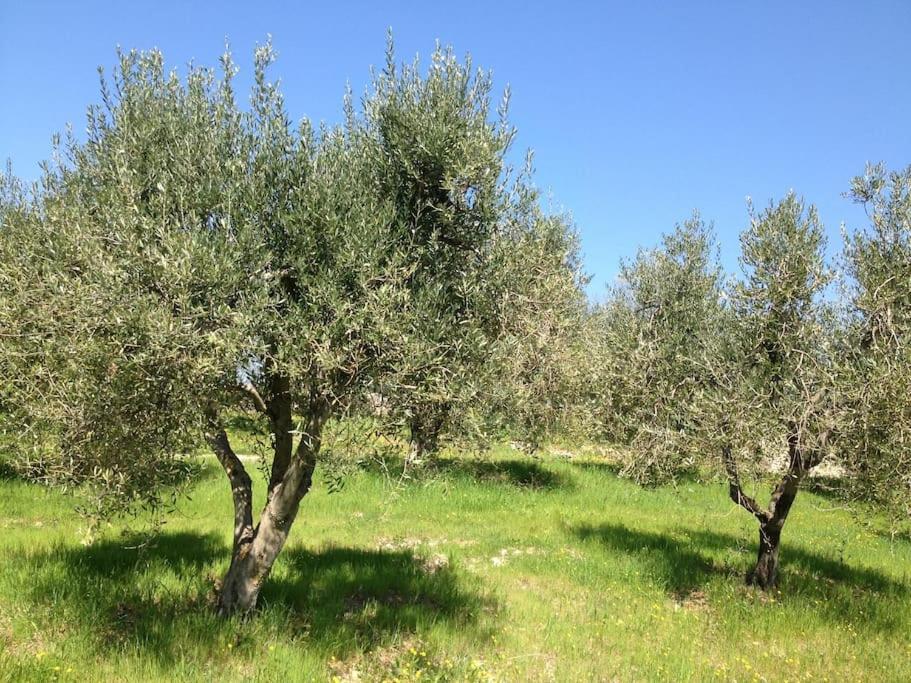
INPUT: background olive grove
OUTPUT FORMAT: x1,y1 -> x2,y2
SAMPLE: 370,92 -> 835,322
0,37 -> 909,619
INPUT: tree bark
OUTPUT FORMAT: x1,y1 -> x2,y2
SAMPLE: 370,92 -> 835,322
216,403 -> 327,616
748,522 -> 782,588
205,414 -> 254,557
406,408 -> 446,465
265,373 -> 293,498
723,436 -> 807,590
407,433 -> 424,465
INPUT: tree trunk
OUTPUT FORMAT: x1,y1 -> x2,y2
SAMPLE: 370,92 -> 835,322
206,416 -> 254,558
723,434 -> 811,591
406,408 -> 446,465
747,522 -> 782,589
407,434 -> 424,465
216,495 -> 300,615
266,373 -> 293,497
215,404 -> 326,617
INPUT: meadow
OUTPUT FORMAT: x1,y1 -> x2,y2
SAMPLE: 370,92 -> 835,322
1,441 -> 910,682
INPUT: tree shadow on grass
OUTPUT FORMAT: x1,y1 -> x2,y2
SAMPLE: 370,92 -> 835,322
572,521 -> 910,633
573,522 -> 732,594
356,453 -> 573,491
14,531 -> 492,663
686,528 -> 911,595
567,459 -> 705,486
566,459 -> 625,477
426,456 -> 573,491
264,545 -> 494,650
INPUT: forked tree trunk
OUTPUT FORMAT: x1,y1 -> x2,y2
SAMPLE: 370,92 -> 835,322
209,395 -> 326,616
217,434 -> 322,615
723,430 -> 814,590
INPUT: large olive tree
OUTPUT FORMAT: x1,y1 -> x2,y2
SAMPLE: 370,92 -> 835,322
0,39 -> 569,615
479,193 -> 591,451
391,168 -> 590,462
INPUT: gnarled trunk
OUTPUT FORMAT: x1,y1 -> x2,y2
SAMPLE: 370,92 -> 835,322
209,398 -> 326,616
723,431 -> 813,590
265,374 -> 294,497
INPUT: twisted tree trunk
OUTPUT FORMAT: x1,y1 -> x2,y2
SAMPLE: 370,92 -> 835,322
206,417 -> 255,594
723,428 -> 814,590
216,432 -> 320,615
208,393 -> 327,616
749,522 -> 782,589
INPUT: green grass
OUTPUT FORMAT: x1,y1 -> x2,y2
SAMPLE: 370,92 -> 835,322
1,443 -> 910,682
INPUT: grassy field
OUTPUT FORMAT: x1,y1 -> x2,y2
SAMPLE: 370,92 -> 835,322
1,442 -> 910,682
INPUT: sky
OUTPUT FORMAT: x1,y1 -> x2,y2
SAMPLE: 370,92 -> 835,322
2,1 -> 910,297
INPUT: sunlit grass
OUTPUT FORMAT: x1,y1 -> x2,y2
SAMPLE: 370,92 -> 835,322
1,442 -> 909,681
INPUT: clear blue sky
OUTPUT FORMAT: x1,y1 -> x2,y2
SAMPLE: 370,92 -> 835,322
2,1 -> 910,297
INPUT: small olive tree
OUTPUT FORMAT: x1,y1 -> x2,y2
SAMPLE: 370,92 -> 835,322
718,194 -> 836,588
479,193 -> 591,451
837,163 -> 911,524
593,214 -> 724,483
0,39 -> 570,615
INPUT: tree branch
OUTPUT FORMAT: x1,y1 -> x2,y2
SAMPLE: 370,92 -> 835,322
205,410 -> 254,552
262,399 -> 329,532
722,444 -> 771,522
765,428 -> 810,525
240,380 -> 268,414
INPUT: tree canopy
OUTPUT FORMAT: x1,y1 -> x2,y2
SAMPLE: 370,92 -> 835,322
837,164 -> 911,522
0,38 -> 584,614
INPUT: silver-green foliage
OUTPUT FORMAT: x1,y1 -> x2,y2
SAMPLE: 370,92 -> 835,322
478,187 -> 591,450
725,194 -> 834,464
839,163 -> 911,520
0,39 -> 551,523
717,194 -> 838,588
593,214 -> 724,482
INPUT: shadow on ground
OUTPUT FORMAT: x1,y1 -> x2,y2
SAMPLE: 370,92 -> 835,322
426,456 -> 573,491
572,521 -> 910,633
567,459 -> 706,486
264,545 -> 492,644
565,459 -> 625,477
574,522 -> 732,593
15,530 -> 491,661
356,453 -> 573,491
0,459 -> 20,480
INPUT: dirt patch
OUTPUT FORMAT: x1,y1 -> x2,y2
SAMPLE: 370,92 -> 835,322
421,553 -> 449,575
490,546 -> 544,567
674,589 -> 710,613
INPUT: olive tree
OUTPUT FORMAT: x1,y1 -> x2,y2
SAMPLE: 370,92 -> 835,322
0,39 -> 566,615
479,189 -> 591,451
593,214 -> 724,483
719,194 -> 836,588
837,163 -> 911,523
393,167 -> 590,462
